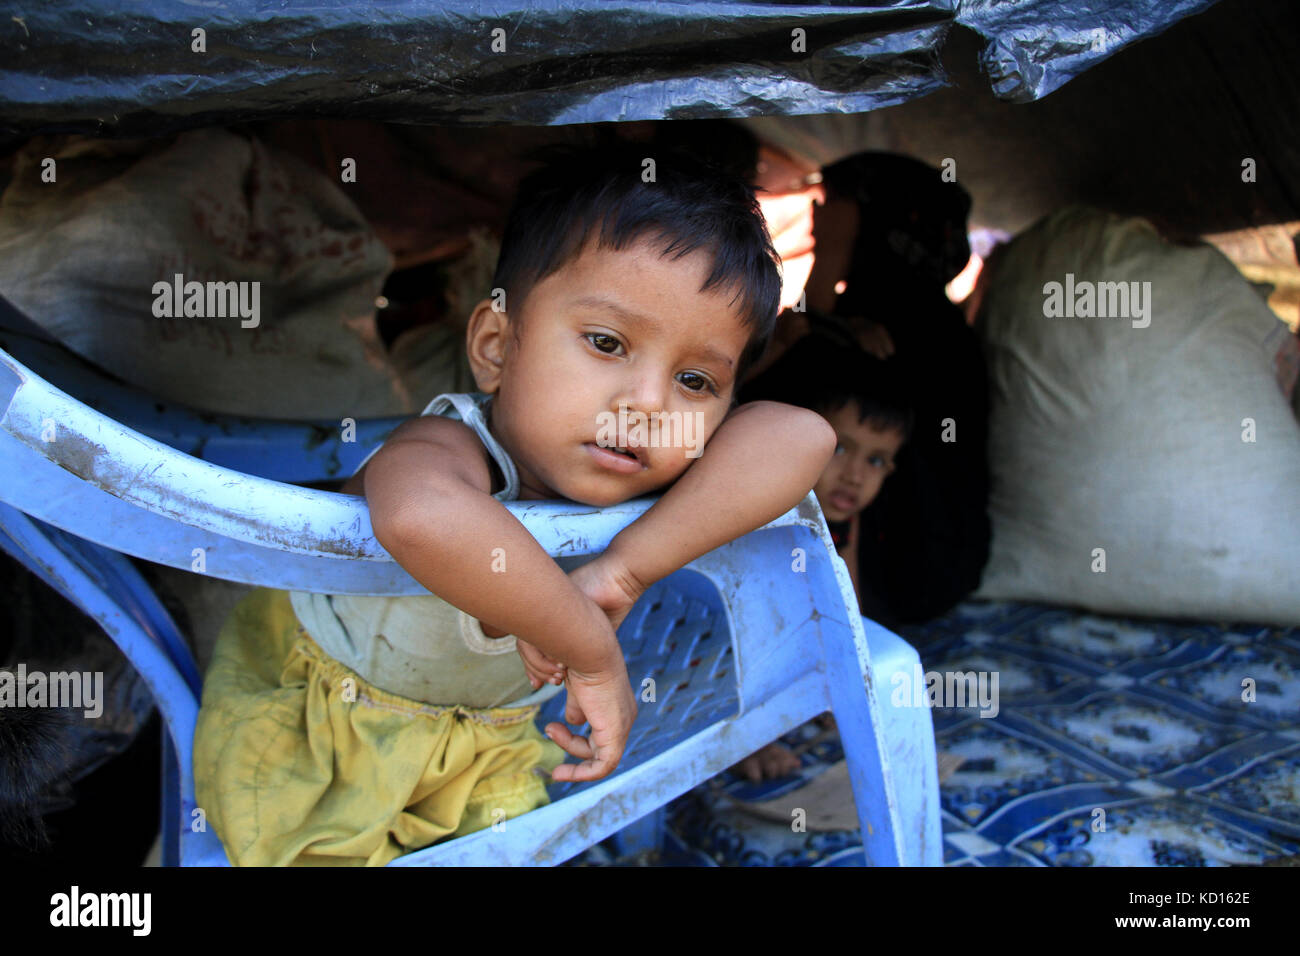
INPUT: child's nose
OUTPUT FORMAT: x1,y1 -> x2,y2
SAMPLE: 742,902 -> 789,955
612,370 -> 668,415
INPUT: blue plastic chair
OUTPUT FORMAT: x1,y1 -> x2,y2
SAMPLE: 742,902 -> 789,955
0,295 -> 941,866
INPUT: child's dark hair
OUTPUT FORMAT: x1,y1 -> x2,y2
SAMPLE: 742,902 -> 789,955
740,328 -> 914,440
492,140 -> 783,382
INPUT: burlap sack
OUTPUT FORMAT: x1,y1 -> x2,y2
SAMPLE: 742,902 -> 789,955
0,127 -> 423,420
976,206 -> 1300,624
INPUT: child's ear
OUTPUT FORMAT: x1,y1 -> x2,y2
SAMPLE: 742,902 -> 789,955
466,297 -> 511,393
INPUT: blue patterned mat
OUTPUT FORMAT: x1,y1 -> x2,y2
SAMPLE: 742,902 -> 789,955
597,599 -> 1300,866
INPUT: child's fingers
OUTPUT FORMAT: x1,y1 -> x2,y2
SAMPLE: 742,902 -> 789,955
545,725 -> 622,783
522,658 -> 558,686
550,757 -> 616,783
563,692 -> 587,727
517,641 -> 566,686
529,659 -> 563,685
520,658 -> 545,688
544,722 -> 592,761
517,643 -> 552,670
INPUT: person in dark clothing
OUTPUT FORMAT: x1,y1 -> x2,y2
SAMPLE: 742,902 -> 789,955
740,330 -> 915,624
735,331 -> 914,780
803,152 -> 991,626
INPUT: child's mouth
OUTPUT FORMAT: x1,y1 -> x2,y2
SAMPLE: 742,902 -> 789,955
585,442 -> 645,474
828,491 -> 858,512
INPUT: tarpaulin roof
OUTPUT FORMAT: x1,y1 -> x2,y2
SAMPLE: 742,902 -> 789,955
0,1 -> 1220,140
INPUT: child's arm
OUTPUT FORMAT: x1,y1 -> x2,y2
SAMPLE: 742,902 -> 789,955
363,415 -> 635,781
519,401 -> 835,660
602,400 -> 837,598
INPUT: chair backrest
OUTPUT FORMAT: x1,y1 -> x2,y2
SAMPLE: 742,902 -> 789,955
0,294 -> 405,484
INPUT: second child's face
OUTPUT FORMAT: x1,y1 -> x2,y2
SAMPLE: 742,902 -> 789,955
472,236 -> 755,506
813,402 -> 905,523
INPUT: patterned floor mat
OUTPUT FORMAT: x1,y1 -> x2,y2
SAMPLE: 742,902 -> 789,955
580,599 -> 1300,866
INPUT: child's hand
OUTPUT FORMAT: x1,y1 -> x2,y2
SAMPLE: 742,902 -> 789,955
510,555 -> 644,779
543,558 -> 643,781
545,654 -> 638,783
567,552 -> 647,634
517,638 -> 565,690
515,553 -> 646,689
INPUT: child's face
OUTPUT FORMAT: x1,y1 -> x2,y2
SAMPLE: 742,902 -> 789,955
470,235 -> 754,506
813,402 -> 905,523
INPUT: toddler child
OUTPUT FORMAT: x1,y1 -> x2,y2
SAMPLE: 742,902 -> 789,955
193,142 -> 837,865
732,329 -> 912,780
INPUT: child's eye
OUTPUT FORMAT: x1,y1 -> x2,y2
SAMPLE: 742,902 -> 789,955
585,333 -> 623,354
833,444 -> 847,455
676,371 -> 716,394
868,455 -> 889,468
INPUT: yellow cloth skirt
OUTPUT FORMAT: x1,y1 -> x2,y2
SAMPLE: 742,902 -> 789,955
193,587 -> 565,866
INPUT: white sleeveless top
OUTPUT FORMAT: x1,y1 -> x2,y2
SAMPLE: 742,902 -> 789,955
288,393 -> 561,709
